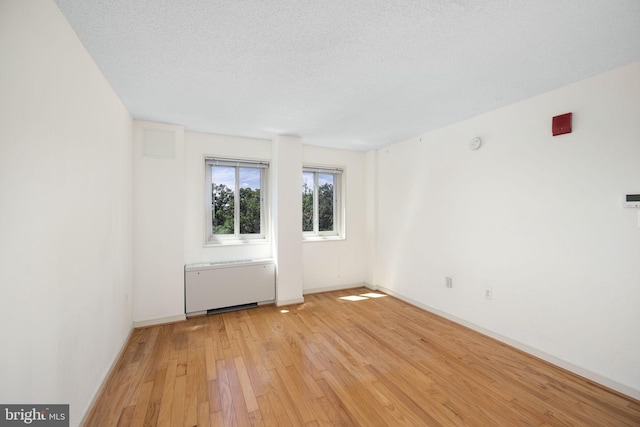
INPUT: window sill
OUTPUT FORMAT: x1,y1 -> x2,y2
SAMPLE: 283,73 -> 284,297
205,238 -> 269,247
302,235 -> 345,243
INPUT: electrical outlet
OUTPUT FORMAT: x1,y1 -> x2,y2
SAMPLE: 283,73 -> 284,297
484,287 -> 493,300
445,277 -> 453,288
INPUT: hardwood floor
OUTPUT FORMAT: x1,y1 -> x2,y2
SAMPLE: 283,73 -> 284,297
86,287 -> 640,426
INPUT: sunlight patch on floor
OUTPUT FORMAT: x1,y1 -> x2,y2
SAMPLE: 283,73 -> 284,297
339,295 -> 368,301
360,292 -> 387,298
339,292 -> 387,302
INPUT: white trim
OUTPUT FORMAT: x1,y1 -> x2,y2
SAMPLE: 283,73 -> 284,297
371,284 -> 640,401
276,297 -> 305,307
205,157 -> 269,244
304,282 -> 373,295
302,235 -> 345,242
204,238 -> 269,247
206,157 -> 269,169
303,166 -> 343,174
133,314 -> 186,328
79,323 -> 134,426
302,167 -> 344,238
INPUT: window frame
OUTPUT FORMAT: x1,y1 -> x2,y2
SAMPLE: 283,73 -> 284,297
302,165 -> 344,240
205,157 -> 269,245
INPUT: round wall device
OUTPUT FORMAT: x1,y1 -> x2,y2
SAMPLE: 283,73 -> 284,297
469,137 -> 482,150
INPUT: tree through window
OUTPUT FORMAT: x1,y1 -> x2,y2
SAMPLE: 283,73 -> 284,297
206,158 -> 268,243
302,166 -> 343,237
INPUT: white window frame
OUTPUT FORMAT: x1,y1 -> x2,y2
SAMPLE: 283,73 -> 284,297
205,157 -> 269,245
302,165 -> 344,240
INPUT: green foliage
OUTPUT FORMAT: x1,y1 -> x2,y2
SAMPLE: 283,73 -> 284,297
212,183 -> 234,234
302,182 -> 313,231
240,187 -> 261,234
302,182 -> 334,232
212,183 -> 261,235
318,183 -> 334,231
214,178 -> 332,236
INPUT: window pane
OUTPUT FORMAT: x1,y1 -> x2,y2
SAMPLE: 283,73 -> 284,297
302,172 -> 314,232
318,173 -> 334,232
239,168 -> 261,234
212,166 -> 235,234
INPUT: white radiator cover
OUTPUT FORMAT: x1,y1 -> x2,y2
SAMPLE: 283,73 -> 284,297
184,259 -> 275,316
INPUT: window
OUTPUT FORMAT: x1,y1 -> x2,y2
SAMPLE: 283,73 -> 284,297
205,158 -> 268,243
302,166 -> 343,238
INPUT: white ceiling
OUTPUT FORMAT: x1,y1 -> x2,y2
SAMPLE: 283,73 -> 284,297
53,0 -> 640,151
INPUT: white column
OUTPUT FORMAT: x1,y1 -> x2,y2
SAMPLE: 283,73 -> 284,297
271,135 -> 304,305
365,149 -> 379,288
132,121 -> 186,325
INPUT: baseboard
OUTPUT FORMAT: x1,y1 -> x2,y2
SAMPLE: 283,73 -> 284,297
79,323 -> 134,426
276,297 -> 305,307
373,284 -> 640,401
304,282 -> 372,295
133,313 -> 186,328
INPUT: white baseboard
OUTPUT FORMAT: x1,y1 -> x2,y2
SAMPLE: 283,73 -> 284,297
304,282 -> 372,295
276,297 -> 305,307
133,313 -> 186,328
79,323 -> 134,426
373,284 -> 640,401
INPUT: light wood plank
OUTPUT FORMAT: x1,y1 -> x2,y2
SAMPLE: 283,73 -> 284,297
170,374 -> 186,427
128,381 -> 153,427
85,287 -> 640,426
234,355 -> 259,412
204,337 -> 217,381
215,358 -> 235,427
156,359 -> 177,427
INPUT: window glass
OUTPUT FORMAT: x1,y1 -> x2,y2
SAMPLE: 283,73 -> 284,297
239,168 -> 261,234
317,173 -> 334,232
206,158 -> 267,243
302,172 -> 314,232
302,167 -> 342,238
212,166 -> 235,234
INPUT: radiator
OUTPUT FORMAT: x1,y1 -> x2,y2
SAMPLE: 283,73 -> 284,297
184,259 -> 276,316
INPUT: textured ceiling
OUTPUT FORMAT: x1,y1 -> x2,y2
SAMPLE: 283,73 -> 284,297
54,0 -> 640,150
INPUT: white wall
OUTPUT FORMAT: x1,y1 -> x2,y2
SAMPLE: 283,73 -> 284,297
133,121 -> 186,326
142,130 -> 371,319
364,150 -> 379,286
272,135 -> 305,305
184,131 -> 273,264
0,1 -> 133,424
8,2 -> 636,422
184,134 -> 370,303
373,61 -> 640,397
303,145 -> 368,292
